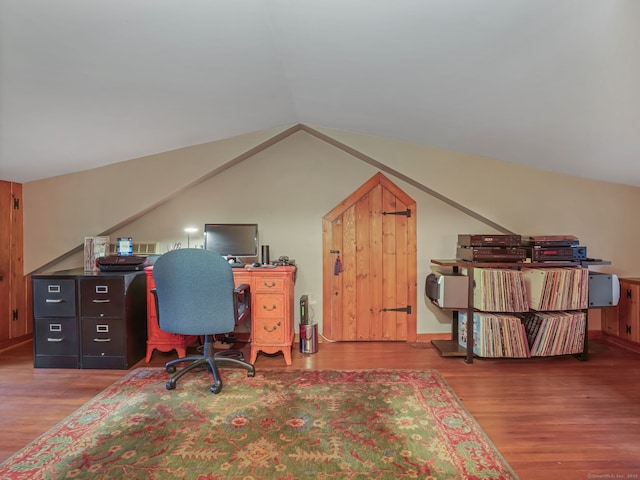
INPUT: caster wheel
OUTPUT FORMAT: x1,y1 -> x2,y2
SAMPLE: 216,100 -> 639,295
166,379 -> 176,390
166,365 -> 176,374
210,382 -> 222,394
247,369 -> 255,378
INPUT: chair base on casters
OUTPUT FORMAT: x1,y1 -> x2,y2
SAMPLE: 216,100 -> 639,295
164,334 -> 255,394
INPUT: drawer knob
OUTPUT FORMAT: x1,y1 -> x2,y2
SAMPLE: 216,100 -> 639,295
93,338 -> 112,342
263,322 -> 281,333
263,304 -> 277,311
263,281 -> 276,288
45,298 -> 64,303
47,337 -> 64,342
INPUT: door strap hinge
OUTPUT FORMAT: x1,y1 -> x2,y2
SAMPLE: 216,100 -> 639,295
382,305 -> 412,314
382,209 -> 411,217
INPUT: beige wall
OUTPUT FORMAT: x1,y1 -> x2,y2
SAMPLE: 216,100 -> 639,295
23,125 -> 640,335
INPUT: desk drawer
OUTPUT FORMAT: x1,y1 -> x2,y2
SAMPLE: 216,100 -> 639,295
253,318 -> 286,343
254,277 -> 284,292
255,293 -> 284,318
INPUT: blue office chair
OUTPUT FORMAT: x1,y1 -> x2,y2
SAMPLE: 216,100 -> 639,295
151,248 -> 255,393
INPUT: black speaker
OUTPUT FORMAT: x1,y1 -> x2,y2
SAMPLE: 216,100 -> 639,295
300,294 -> 309,325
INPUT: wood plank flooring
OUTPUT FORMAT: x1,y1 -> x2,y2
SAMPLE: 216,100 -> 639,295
1,338 -> 639,480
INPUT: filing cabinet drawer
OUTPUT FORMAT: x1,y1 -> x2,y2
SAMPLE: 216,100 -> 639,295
81,319 -> 126,356
34,317 -> 79,356
32,278 -> 76,318
79,278 -> 124,317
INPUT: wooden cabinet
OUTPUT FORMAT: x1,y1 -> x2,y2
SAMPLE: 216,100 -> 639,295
32,270 -> 147,369
606,278 -> 640,346
0,180 -> 30,349
248,267 -> 296,365
601,305 -> 619,337
618,279 -> 640,343
145,265 -> 296,366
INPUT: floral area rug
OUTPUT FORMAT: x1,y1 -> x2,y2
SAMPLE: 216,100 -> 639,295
0,368 -> 519,479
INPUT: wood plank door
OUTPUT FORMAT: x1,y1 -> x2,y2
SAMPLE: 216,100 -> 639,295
322,173 -> 417,342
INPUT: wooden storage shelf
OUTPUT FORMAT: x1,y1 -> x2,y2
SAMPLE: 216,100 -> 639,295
430,259 -> 598,364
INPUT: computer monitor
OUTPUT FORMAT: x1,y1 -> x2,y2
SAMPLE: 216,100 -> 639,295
203,223 -> 259,260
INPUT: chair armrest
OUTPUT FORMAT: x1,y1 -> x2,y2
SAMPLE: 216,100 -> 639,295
150,288 -> 160,322
233,284 -> 251,324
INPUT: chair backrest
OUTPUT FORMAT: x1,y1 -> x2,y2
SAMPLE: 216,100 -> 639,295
152,248 -> 236,335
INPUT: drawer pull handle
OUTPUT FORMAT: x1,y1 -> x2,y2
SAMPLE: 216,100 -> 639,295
45,299 -> 64,303
263,281 -> 276,288
93,338 -> 112,342
263,322 -> 281,333
263,304 -> 277,311
47,337 -> 64,342
92,299 -> 111,303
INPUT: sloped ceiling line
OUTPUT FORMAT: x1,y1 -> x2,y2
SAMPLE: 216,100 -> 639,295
31,124 -> 512,274
29,125 -> 304,275
300,125 -> 515,235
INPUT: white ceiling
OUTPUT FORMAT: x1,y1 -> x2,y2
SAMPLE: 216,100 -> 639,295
1,0 -> 639,185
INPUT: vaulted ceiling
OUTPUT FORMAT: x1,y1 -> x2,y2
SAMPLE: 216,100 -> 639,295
1,1 -> 639,185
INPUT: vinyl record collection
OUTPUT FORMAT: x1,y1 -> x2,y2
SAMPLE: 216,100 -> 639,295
459,310 -> 586,358
459,265 -> 589,357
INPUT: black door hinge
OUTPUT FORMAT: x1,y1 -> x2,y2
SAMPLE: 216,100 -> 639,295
382,209 -> 411,217
12,309 -> 18,321
382,305 -> 412,314
13,197 -> 20,209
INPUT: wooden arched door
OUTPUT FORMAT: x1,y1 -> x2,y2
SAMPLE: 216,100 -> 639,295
322,173 -> 417,342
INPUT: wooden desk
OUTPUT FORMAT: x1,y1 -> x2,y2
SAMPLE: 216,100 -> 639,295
144,268 -> 197,361
145,265 -> 296,365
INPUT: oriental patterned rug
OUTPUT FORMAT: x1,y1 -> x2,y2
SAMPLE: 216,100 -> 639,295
0,368 -> 518,479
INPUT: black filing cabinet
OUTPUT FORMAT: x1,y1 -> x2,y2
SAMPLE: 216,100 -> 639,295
32,276 -> 80,368
32,270 -> 147,369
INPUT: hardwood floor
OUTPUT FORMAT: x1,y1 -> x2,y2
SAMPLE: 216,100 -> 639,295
1,338 -> 639,479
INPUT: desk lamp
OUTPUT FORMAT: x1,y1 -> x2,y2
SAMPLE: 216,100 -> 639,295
184,227 -> 198,248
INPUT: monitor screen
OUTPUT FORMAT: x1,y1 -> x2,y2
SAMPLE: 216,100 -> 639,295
116,237 -> 133,256
204,224 -> 258,258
